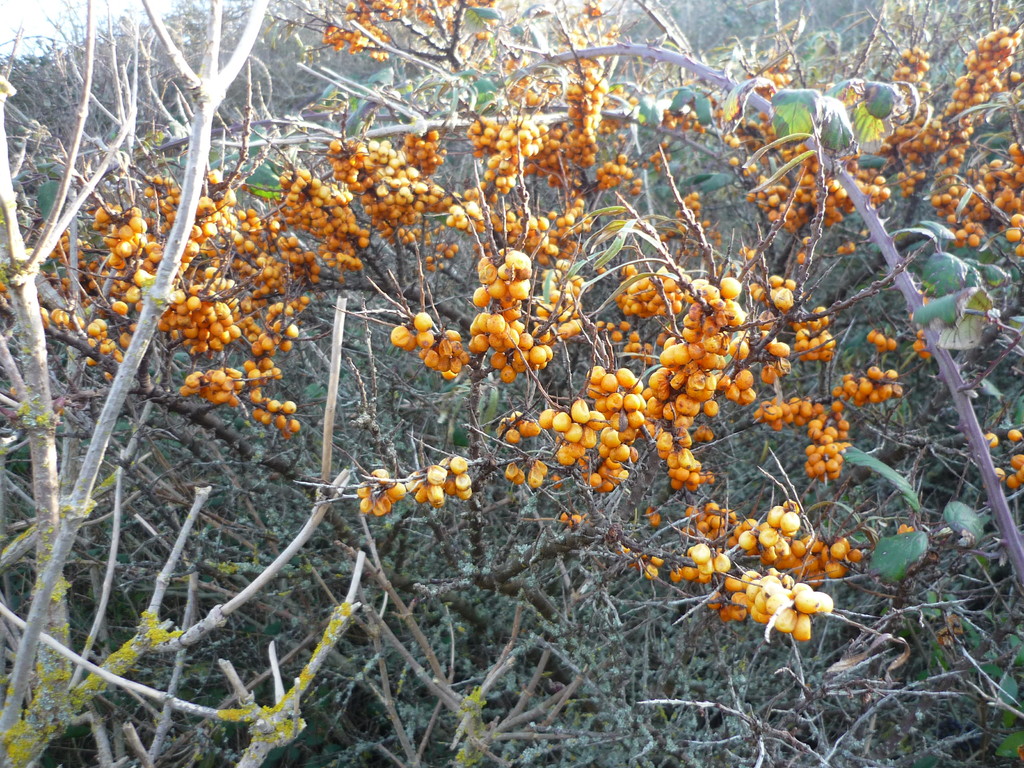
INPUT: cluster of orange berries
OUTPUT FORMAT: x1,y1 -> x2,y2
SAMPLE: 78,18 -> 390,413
584,366 -> 647,491
277,169 -> 365,275
746,147 -> 884,233
179,366 -> 245,407
468,117 -> 547,194
727,503 -> 862,584
410,456 -> 473,508
537,389 -> 635,483
661,98 -> 708,135
681,502 -> 735,540
833,368 -> 903,407
325,136 -> 449,248
468,250 -> 553,382
750,274 -> 797,314
754,398 -> 850,482
792,310 -> 836,362
535,259 -> 585,340
562,62 -> 609,169
997,429 -> 1024,490
159,278 -> 243,356
913,328 -> 932,359
390,312 -> 469,380
505,459 -> 548,489
357,469 -> 408,516
667,542 -> 732,585
497,412 -> 543,444
617,266 -> 687,317
322,14 -> 389,60
644,278 -> 749,490
83,317 -> 123,365
949,27 -> 1021,117
866,328 -> 899,354
595,153 -> 640,192
727,570 -> 834,639
804,404 -> 851,482
96,207 -> 152,272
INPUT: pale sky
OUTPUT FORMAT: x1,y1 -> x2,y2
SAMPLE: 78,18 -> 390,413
0,0 -> 174,51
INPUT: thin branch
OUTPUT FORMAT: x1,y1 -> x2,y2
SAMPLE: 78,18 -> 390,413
161,470 -> 351,651
0,600 -> 221,719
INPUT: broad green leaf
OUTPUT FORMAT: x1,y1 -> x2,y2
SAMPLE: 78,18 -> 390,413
365,67 -> 395,87
668,87 -> 695,112
921,251 -> 978,294
913,292 -> 963,328
851,102 -> 887,152
693,95 -> 713,126
817,95 -> 856,153
975,262 -> 1008,286
942,501 -> 986,544
474,78 -> 497,103
871,531 -> 929,581
37,179 -> 59,219
864,82 -> 898,119
996,731 -> 1024,758
936,288 -> 992,350
722,77 -> 771,124
245,161 -> 282,199
892,221 -> 957,249
638,95 -> 660,126
843,446 -> 921,512
466,6 -> 502,21
771,89 -> 819,137
688,172 -> 734,193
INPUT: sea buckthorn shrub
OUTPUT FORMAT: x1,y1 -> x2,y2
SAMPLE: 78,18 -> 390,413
4,1 -> 1024,766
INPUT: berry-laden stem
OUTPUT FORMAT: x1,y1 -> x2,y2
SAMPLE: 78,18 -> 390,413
532,43 -> 1024,589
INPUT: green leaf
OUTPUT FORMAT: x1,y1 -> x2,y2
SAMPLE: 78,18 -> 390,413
912,292 -> 961,327
816,95 -> 856,153
722,77 -> 771,124
937,287 -> 992,350
996,731 -> 1024,758
668,87 -> 695,112
892,221 -> 957,249
693,95 -> 713,126
942,501 -> 986,544
683,172 -> 734,193
921,251 -> 978,294
466,6 -> 502,21
245,161 -> 282,199
843,446 -> 921,512
864,82 -> 898,119
638,95 -> 660,126
871,531 -> 929,581
750,149 -> 817,194
452,425 -> 470,448
851,102 -> 887,152
858,155 -> 886,169
37,179 -> 59,219
771,89 -> 819,137
975,262 -> 1008,286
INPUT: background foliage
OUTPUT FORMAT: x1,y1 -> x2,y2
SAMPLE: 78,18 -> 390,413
2,0 -> 1024,766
